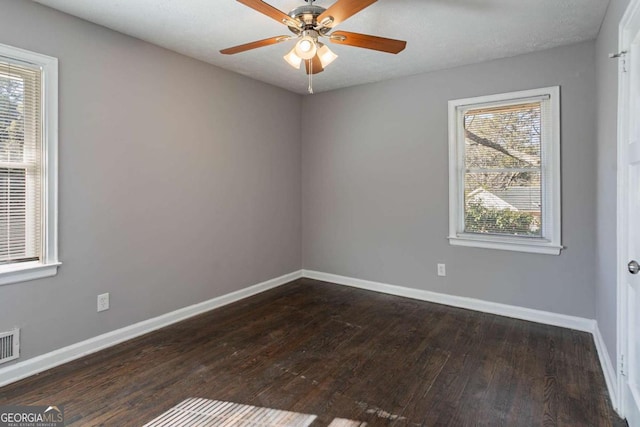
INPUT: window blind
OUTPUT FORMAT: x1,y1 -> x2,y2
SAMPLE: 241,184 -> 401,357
463,100 -> 546,237
0,59 -> 42,264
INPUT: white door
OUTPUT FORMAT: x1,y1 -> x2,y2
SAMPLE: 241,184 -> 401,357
621,9 -> 640,426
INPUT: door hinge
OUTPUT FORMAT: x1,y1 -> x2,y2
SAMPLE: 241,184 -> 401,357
610,51 -> 628,72
621,354 -> 626,376
610,51 -> 627,58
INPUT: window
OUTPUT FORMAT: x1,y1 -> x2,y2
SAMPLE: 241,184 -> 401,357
0,43 -> 59,285
447,87 -> 561,255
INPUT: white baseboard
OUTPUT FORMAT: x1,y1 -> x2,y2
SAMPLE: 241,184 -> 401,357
302,270 -> 595,332
0,270 -> 303,388
593,324 -> 619,412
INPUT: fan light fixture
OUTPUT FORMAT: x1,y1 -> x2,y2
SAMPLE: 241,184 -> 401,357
294,35 -> 317,60
317,43 -> 338,68
220,0 -> 407,95
285,39 -> 337,70
283,48 -> 302,69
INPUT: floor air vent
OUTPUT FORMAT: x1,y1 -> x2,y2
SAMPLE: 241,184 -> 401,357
0,329 -> 19,364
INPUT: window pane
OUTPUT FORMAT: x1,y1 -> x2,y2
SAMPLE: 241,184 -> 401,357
464,171 -> 542,236
0,168 -> 28,262
0,60 -> 42,264
463,102 -> 543,237
464,102 -> 541,170
0,73 -> 25,162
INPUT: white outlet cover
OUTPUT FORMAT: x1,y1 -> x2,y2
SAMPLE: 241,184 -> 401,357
97,293 -> 110,312
437,264 -> 446,277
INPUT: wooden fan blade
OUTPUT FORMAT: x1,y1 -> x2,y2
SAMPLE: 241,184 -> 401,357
236,0 -> 300,28
304,55 -> 324,75
330,31 -> 406,54
220,36 -> 290,55
317,0 -> 377,28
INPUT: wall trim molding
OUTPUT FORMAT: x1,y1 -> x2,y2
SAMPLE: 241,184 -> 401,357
302,270 -> 595,332
593,323 -> 619,411
0,270 -> 303,388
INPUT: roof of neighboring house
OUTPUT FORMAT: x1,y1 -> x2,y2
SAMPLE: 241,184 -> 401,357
492,186 -> 541,212
466,188 -> 517,211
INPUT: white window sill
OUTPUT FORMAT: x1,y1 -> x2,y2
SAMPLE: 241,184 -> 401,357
449,234 -> 562,255
0,261 -> 61,286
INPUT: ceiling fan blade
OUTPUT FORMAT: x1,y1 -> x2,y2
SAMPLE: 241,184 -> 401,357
305,55 -> 324,75
236,0 -> 300,28
220,36 -> 290,55
317,0 -> 377,28
330,31 -> 406,54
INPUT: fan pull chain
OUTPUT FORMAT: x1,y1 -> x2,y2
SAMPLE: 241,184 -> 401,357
308,59 -> 313,94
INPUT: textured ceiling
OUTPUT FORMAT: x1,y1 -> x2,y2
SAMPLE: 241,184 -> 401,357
32,0 -> 609,94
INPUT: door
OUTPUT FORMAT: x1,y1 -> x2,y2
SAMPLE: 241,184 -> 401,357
621,11 -> 640,426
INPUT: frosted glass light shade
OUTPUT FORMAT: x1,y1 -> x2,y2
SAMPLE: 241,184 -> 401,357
317,44 -> 338,68
283,47 -> 302,69
294,36 -> 317,60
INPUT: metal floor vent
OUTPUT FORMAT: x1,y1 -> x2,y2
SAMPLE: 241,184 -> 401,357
143,398 -> 317,427
0,329 -> 19,365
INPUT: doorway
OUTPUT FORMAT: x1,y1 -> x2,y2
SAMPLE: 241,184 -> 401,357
617,1 -> 640,425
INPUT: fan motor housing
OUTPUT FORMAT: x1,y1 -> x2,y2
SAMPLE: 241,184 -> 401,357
287,4 -> 328,34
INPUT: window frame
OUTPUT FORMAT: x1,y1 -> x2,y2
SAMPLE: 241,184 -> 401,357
0,43 -> 59,285
447,86 -> 562,255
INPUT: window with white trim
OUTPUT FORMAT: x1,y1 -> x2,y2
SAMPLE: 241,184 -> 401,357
0,43 -> 59,285
447,87 -> 562,255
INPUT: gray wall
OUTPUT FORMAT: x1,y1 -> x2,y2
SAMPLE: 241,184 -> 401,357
0,0 -> 302,363
302,41 -> 598,318
596,0 -> 629,369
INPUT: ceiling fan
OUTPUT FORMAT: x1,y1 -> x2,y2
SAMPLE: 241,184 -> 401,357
220,0 -> 407,93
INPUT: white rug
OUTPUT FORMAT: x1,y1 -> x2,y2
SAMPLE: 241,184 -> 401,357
143,398 -> 317,427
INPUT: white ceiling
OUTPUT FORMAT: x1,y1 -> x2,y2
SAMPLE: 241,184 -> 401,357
32,0 -> 609,94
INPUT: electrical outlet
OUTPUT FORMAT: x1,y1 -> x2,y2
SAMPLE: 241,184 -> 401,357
97,293 -> 110,312
437,263 -> 446,277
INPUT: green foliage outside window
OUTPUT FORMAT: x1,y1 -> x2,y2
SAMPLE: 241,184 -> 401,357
465,201 -> 538,236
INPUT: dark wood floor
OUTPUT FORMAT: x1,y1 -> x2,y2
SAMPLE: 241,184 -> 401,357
0,279 -> 626,426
